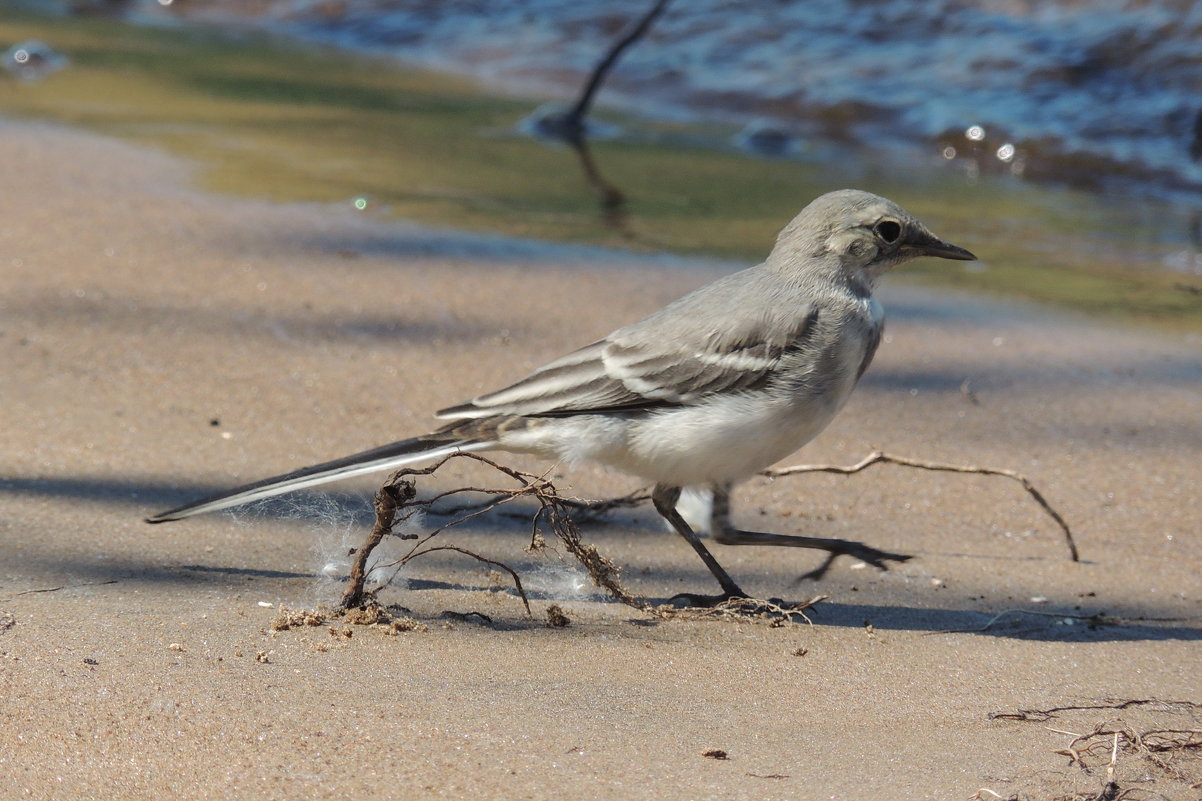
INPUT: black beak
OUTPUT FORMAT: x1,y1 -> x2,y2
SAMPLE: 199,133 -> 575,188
904,229 -> 977,261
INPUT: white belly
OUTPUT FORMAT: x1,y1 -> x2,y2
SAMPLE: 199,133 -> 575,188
498,379 -> 856,488
497,299 -> 879,488
619,385 -> 851,485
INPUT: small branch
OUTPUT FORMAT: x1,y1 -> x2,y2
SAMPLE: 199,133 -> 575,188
763,450 -> 1079,562
992,699 -> 1202,722
561,487 -> 654,518
1101,731 -> 1120,800
996,703 -> 1202,797
337,452 -> 664,618
926,608 -> 1193,636
334,454 -> 853,623
661,594 -> 826,624
409,545 -> 531,615
543,497 -> 660,615
563,0 -> 673,133
1,579 -> 119,602
340,479 -> 416,610
969,790 -> 1014,801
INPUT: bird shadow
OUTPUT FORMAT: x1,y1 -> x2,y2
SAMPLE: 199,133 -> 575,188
3,475 -> 1199,642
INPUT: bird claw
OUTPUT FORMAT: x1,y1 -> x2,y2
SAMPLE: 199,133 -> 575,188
796,542 -> 912,581
668,589 -> 749,609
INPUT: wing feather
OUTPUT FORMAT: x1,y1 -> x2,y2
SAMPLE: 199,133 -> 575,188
436,303 -> 819,420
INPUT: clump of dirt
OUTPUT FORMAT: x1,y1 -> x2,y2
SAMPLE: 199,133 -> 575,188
272,602 -> 429,636
545,604 -> 570,628
387,617 -> 429,634
270,605 -> 329,631
341,604 -> 388,626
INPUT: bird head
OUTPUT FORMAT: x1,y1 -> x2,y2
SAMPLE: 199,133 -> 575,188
772,189 -> 976,289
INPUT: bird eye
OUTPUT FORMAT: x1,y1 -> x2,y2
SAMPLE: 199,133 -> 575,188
873,220 -> 902,244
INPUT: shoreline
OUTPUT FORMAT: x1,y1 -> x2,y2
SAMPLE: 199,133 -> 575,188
3,8 -> 1202,332
42,0 -> 1202,208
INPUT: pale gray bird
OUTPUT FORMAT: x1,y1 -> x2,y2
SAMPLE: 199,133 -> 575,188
147,189 -> 975,603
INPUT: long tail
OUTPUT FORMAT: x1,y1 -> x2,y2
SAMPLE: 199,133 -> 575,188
145,434 -> 494,523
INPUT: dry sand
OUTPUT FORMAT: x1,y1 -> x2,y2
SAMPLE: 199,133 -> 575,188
1,116 -> 1200,800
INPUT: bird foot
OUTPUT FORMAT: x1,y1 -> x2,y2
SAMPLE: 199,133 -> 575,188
796,542 -> 912,581
667,588 -> 750,609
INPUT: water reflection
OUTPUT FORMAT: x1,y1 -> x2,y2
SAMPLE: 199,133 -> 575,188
522,104 -> 629,231
568,137 -> 626,228
18,0 -> 1202,298
121,0 -> 1202,208
516,0 -> 675,230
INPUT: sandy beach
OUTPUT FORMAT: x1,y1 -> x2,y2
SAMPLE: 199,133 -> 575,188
2,117 -> 1200,800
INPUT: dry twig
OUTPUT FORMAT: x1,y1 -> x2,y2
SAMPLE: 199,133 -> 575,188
550,0 -> 672,140
1,579 -> 119,602
923,608 -> 1190,636
969,789 -> 1015,801
337,453 -> 827,622
1101,731 -> 1120,800
338,448 -> 1077,620
340,454 -> 551,613
563,488 -> 654,519
762,450 -> 1079,561
658,594 -> 826,625
991,699 -> 1202,722
338,452 -> 664,617
341,478 -> 417,610
994,705 -> 1202,797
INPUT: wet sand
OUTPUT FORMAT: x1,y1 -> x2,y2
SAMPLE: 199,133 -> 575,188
2,117 -> 1200,800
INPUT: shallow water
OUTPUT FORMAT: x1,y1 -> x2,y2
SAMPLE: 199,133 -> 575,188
80,0 -> 1202,208
5,0 -> 1202,327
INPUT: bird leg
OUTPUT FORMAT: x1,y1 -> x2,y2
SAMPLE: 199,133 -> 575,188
651,483 -> 748,606
708,484 -> 912,581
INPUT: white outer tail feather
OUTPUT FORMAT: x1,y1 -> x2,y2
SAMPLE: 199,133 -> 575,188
146,439 -> 496,523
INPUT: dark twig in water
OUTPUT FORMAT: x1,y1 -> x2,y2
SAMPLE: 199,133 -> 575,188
527,0 -> 672,227
560,0 -> 673,139
568,136 -> 627,229
762,450 -> 1080,562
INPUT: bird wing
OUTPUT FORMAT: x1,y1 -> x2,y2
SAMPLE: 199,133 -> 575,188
436,289 -> 819,420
